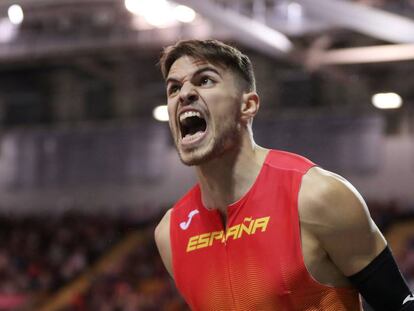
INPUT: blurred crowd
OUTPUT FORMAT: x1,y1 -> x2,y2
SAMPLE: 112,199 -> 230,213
368,200 -> 414,290
62,227 -> 188,311
0,202 -> 411,311
400,237 -> 414,290
0,213 -> 128,310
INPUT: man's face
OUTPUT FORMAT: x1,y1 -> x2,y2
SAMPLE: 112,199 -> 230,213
166,56 -> 243,166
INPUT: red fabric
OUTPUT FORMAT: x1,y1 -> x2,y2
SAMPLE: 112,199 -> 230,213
170,150 -> 362,311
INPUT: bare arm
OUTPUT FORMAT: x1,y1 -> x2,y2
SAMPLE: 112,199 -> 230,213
154,208 -> 174,279
299,167 -> 414,310
299,166 -> 387,277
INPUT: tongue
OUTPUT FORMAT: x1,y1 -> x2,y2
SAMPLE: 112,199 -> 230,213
182,130 -> 204,144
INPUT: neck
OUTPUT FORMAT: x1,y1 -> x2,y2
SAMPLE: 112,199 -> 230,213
195,135 -> 268,218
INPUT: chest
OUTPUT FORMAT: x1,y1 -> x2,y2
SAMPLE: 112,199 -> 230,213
172,183 -> 305,310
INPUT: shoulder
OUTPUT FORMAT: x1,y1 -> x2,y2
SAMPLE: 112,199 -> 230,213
299,166 -> 371,231
155,185 -> 199,239
265,149 -> 315,173
172,185 -> 200,213
154,208 -> 174,278
154,208 -> 172,245
298,167 -> 386,275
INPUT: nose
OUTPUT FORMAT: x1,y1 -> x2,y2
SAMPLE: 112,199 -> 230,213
179,83 -> 198,105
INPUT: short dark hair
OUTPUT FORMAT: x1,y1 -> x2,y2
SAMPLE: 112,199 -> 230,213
159,39 -> 256,92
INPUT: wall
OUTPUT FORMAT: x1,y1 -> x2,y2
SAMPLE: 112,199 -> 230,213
0,115 -> 412,217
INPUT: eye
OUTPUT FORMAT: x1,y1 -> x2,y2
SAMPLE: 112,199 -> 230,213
168,84 -> 181,96
199,76 -> 214,87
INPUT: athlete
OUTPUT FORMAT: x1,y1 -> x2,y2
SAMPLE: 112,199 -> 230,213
154,39 -> 414,311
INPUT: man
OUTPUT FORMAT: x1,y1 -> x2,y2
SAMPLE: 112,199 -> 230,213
154,39 -> 413,311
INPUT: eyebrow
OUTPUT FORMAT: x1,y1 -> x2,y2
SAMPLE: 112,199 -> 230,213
166,66 -> 222,86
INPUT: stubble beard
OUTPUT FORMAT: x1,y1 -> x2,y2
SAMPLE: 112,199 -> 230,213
176,118 -> 242,167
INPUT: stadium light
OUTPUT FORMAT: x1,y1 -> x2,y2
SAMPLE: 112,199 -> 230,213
8,4 -> 24,25
153,105 -> 169,122
372,92 -> 403,110
125,0 -> 178,28
173,5 -> 196,23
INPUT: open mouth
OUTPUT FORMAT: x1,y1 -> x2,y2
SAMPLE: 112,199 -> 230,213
179,110 -> 207,143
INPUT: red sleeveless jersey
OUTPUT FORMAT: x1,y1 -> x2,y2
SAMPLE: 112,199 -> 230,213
170,150 -> 362,311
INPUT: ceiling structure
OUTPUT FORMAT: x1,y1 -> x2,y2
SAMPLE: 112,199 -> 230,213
0,0 -> 412,124
0,0 -> 412,63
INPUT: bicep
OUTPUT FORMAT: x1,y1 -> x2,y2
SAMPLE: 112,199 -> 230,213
321,203 -> 386,276
300,168 -> 387,276
154,209 -> 174,279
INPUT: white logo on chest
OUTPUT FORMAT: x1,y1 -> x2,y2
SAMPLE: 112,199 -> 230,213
180,209 -> 199,230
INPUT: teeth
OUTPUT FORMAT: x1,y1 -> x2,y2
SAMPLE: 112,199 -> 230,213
179,111 -> 202,122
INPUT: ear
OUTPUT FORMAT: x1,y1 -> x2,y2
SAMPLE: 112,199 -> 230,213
240,92 -> 260,122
